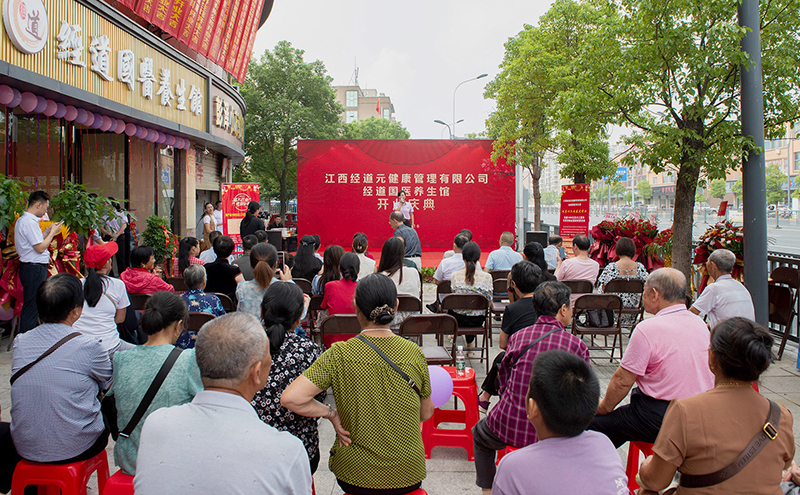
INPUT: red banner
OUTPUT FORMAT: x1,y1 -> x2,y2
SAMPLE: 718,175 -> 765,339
559,184 -> 591,254
234,5 -> 262,82
219,0 -> 249,71
163,0 -> 188,37
135,0 -> 158,23
206,0 -> 233,63
188,0 -> 214,52
221,182 -> 260,256
198,0 -> 225,56
178,0 -> 203,47
297,140 -> 515,251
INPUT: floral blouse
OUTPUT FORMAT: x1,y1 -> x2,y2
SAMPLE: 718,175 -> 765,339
251,333 -> 326,463
450,268 -> 493,317
176,289 -> 225,349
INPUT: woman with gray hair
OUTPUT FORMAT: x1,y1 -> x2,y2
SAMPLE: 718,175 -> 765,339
177,265 -> 225,349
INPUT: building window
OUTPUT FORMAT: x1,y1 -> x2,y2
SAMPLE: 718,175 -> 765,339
346,111 -> 358,123
383,109 -> 390,120
765,139 -> 785,150
794,152 -> 800,171
346,91 -> 358,107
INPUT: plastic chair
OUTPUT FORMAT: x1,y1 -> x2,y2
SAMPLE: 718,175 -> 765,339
102,470 -> 134,495
769,266 -> 800,359
345,490 -> 427,495
422,366 -> 479,461
495,445 -> 519,465
128,293 -> 151,311
210,292 -> 235,313
625,441 -> 654,492
11,450 -> 110,495
399,314 -> 458,365
440,294 -> 491,372
571,294 -> 624,362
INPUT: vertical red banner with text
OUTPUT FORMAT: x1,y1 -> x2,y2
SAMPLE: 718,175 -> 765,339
559,184 -> 591,255
206,0 -> 233,63
178,0 -> 203,47
234,3 -> 262,82
214,0 -> 242,65
221,182 -> 260,256
189,0 -> 215,53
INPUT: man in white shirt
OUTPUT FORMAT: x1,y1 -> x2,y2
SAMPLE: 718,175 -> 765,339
198,231 -> 221,263
14,191 -> 63,332
690,248 -> 754,328
543,236 -> 562,271
213,200 -> 224,233
134,312 -> 311,494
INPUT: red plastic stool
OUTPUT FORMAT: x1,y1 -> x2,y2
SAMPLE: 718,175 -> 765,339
495,445 -> 519,465
625,441 -> 654,492
102,470 -> 134,495
422,366 -> 479,461
11,450 -> 110,495
345,490 -> 427,495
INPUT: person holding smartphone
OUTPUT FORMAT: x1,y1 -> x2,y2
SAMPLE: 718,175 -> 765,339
236,243 -> 292,319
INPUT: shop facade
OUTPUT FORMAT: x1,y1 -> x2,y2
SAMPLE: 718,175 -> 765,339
0,0 -> 246,242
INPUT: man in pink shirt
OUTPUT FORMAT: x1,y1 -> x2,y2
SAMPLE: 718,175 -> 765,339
587,268 -> 714,447
555,235 -> 600,305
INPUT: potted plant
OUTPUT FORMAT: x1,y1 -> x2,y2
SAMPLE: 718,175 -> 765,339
140,215 -> 178,272
0,175 -> 27,243
48,182 -> 126,240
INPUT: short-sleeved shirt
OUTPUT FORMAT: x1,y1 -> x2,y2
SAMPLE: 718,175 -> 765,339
213,209 -> 223,232
303,334 -> 431,489
433,253 -> 484,282
111,345 -> 203,475
485,246 -> 523,271
178,289 -> 225,349
450,269 -> 493,317
494,431 -> 627,495
356,253 -> 376,280
691,274 -> 755,328
392,224 -> 422,258
621,304 -> 715,400
543,245 -> 559,270
500,298 -> 538,338
488,316 -> 589,447
393,201 -> 414,220
654,386 -> 794,495
204,259 -> 241,298
172,256 -> 205,278
555,257 -> 600,304
198,248 -> 217,263
202,214 -> 215,231
14,211 -> 49,264
72,276 -> 131,354
240,217 -> 266,238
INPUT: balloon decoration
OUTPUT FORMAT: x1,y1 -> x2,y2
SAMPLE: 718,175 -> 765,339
125,123 -> 137,136
173,137 -> 184,149
34,96 -> 47,114
8,89 -> 21,108
135,126 -> 147,139
0,85 -> 13,105
54,103 -> 67,119
428,366 -> 454,408
64,106 -> 78,122
100,116 -> 113,132
19,92 -> 37,113
91,113 -> 103,130
165,135 -> 175,147
43,100 -> 57,117
114,119 -> 126,134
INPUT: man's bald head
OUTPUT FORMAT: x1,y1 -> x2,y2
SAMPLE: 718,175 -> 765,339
195,312 -> 269,389
646,268 -> 687,302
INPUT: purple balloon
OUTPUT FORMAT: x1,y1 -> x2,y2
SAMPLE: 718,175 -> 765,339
0,85 -> 13,106
428,366 -> 454,408
114,119 -> 126,134
125,123 -> 137,136
100,116 -> 113,132
34,96 -> 47,114
106,118 -> 118,134
156,132 -> 166,144
173,137 -> 184,149
64,105 -> 78,122
135,126 -> 147,139
8,89 -> 21,108
165,135 -> 175,147
91,113 -> 103,129
19,92 -> 37,113
184,140 -> 192,150
54,103 -> 67,119
145,129 -> 156,142
77,109 -> 89,126
43,100 -> 57,117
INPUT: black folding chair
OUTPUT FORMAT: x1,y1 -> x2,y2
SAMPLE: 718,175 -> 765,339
399,314 -> 458,365
440,293 -> 491,373
571,294 -> 624,362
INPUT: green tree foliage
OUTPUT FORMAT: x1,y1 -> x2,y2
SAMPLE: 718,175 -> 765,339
637,181 -> 653,201
696,189 -> 706,203
342,117 -> 411,139
0,175 -> 27,233
581,0 -> 800,279
766,164 -> 788,205
141,215 -> 178,265
242,41 -> 343,217
733,178 -> 743,201
541,190 -> 561,205
624,191 -> 632,203
709,179 -> 727,200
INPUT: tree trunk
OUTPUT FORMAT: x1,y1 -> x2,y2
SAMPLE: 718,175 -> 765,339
671,119 -> 704,288
532,152 -> 542,231
573,171 -> 586,184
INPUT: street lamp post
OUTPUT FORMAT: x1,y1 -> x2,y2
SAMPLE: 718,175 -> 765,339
452,74 -> 488,138
434,119 -> 461,139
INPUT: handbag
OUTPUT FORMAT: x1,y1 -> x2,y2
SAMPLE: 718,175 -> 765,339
355,334 -> 422,398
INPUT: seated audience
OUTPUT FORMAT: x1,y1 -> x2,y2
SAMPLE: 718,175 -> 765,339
377,237 -> 422,329
11,273 -> 113,463
312,234 -> 323,262
252,282 -> 325,473
203,235 -> 243,299
352,232 -> 376,279
555,235 -> 600,304
73,242 -> 134,358
442,229 -> 473,259
320,252 -> 360,347
134,313 -> 311,493
449,242 -> 493,354
173,236 -> 205,278
121,246 -> 175,294
312,245 -> 344,295
389,211 -> 422,270
237,243 -> 292,318
178,265 -> 224,349
254,230 -> 268,244
485,231 -> 523,272
198,230 -> 221,263
543,236 -> 562,271
111,291 -> 202,475
478,261 -> 541,413
232,234 -> 258,281
588,268 -> 715,447
472,281 -> 589,492
282,274 -> 434,495
294,235 -> 323,282
523,242 -> 557,283
690,248 -> 755,327
638,318 -> 794,494
427,233 -> 474,312
597,237 -> 649,327
492,350 -> 627,495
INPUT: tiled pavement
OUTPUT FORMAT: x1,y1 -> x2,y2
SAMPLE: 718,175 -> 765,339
0,282 -> 798,494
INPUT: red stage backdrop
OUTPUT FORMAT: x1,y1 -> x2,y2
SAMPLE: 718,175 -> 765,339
221,182 -> 259,256
297,140 -> 515,251
559,184 -> 591,254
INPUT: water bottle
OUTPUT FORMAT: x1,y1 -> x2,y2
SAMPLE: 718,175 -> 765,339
456,346 -> 466,376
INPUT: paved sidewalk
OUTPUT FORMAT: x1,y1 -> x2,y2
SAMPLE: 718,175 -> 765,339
0,282 -> 798,494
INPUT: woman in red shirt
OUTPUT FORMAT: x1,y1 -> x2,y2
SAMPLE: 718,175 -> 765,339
321,252 -> 360,347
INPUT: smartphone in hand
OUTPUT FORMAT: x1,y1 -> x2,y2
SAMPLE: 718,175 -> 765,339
277,251 -> 285,270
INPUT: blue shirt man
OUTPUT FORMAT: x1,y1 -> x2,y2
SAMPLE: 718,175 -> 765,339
485,232 -> 523,272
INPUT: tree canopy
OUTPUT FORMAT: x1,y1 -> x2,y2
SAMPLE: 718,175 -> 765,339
766,164 -> 787,205
342,117 -> 410,139
241,41 -> 343,215
709,179 -> 727,200
637,181 -> 652,201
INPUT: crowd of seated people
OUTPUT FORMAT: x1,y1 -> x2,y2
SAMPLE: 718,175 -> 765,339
5,218 -> 799,495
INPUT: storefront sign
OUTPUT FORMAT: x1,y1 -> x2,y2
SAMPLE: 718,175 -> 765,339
221,182 -> 259,255
559,184 -> 591,255
0,0 -> 207,130
3,0 -> 48,54
210,83 -> 243,148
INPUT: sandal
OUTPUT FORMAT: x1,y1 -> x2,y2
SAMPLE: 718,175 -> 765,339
479,400 -> 491,414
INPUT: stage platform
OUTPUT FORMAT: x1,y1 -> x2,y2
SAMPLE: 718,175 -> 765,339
365,249 -> 490,270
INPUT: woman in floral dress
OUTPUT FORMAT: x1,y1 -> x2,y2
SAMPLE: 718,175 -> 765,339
597,237 -> 649,328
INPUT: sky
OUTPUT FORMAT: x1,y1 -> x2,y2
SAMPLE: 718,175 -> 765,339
252,0 -> 556,139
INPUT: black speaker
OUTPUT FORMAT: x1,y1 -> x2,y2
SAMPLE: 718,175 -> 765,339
525,231 -> 548,246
